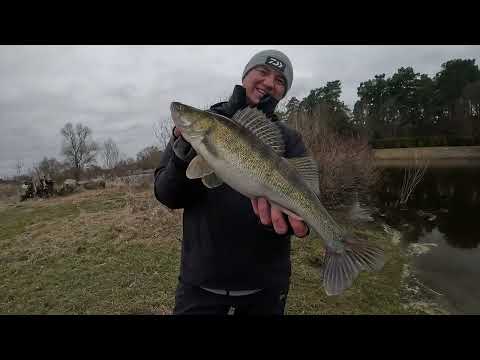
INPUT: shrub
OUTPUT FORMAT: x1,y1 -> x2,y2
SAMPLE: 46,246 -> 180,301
287,109 -> 380,207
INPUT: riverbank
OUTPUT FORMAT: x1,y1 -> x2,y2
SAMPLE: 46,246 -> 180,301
373,146 -> 480,168
373,145 -> 480,160
374,163 -> 480,314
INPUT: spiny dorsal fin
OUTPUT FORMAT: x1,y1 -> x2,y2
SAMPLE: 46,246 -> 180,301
202,173 -> 223,189
186,155 -> 214,179
287,156 -> 320,195
232,107 -> 285,155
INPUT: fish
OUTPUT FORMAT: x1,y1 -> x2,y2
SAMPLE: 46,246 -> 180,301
170,101 -> 385,296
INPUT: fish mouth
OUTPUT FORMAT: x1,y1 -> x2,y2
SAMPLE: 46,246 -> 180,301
170,102 -> 185,113
170,102 -> 191,128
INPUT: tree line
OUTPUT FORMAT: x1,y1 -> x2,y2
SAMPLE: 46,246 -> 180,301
11,119 -> 173,184
279,58 -> 480,148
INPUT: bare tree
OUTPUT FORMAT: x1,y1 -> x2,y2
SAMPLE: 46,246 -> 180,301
15,159 -> 24,177
61,122 -> 98,180
29,161 -> 43,195
285,102 -> 380,206
136,145 -> 162,170
38,157 -> 64,181
101,138 -> 120,170
153,117 -> 174,151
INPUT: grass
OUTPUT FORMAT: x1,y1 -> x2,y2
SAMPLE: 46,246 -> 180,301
0,184 -> 435,315
0,186 -> 181,314
288,225 -> 410,314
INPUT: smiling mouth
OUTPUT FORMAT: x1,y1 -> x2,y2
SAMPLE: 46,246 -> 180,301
255,88 -> 267,97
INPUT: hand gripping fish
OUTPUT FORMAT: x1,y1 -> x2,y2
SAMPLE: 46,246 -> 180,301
170,102 -> 385,296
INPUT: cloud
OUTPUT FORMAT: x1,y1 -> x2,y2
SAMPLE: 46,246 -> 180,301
1,45 -> 479,177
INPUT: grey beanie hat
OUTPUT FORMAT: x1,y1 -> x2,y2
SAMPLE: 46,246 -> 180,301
242,49 -> 294,97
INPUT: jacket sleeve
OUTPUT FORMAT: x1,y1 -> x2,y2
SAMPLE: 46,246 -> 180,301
279,123 -> 308,158
153,135 -> 202,209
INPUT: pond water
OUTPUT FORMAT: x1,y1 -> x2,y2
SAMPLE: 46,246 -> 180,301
372,159 -> 480,314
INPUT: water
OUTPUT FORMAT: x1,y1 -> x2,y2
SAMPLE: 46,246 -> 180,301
373,159 -> 480,314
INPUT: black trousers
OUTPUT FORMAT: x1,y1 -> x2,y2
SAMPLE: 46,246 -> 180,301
173,281 -> 289,315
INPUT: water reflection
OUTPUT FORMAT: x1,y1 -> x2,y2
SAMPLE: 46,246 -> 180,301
373,160 -> 480,314
374,164 -> 480,249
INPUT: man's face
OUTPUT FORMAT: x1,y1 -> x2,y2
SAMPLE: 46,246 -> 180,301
242,65 -> 286,106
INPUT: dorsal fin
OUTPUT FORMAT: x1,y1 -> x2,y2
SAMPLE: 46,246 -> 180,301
287,156 -> 320,195
232,107 -> 285,155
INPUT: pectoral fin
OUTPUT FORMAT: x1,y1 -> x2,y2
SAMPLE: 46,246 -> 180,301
186,155 -> 214,179
201,173 -> 223,189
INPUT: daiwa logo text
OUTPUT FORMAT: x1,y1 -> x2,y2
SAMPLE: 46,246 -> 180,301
265,56 -> 286,72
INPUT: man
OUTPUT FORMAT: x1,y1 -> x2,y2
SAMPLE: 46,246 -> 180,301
154,49 -> 309,315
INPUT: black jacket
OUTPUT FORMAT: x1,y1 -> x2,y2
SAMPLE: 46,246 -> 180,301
154,85 -> 307,291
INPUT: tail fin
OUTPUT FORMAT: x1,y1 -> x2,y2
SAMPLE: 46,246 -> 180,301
322,236 -> 385,296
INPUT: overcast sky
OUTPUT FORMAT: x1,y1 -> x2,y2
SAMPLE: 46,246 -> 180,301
1,45 -> 479,178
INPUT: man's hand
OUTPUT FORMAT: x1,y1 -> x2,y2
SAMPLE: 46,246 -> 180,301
173,126 -> 183,138
251,197 -> 309,238
173,126 -> 192,145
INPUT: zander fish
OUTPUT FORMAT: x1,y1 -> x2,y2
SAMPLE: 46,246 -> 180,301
170,102 -> 385,295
